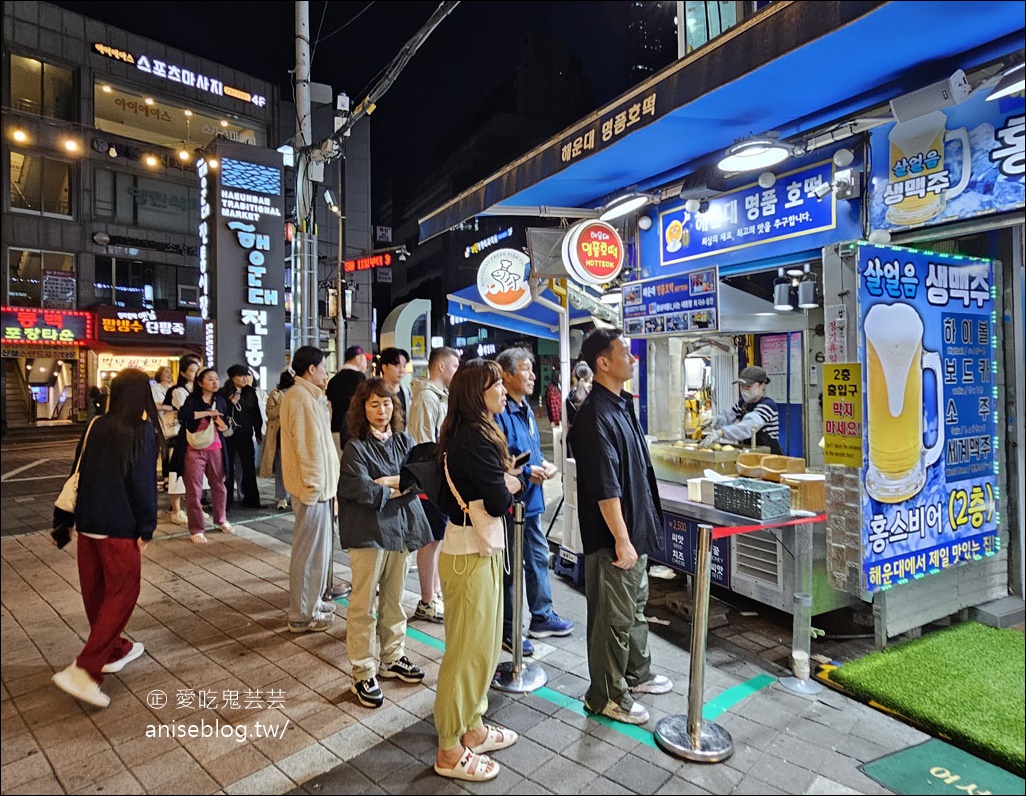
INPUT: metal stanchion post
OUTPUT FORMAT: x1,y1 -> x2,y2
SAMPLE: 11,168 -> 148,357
493,502 -> 547,692
655,523 -> 734,762
780,520 -> 822,695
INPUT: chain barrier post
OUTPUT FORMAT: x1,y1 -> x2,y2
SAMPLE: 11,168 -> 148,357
655,523 -> 734,762
493,502 -> 547,692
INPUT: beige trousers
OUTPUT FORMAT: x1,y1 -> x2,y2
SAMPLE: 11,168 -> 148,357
346,547 -> 411,681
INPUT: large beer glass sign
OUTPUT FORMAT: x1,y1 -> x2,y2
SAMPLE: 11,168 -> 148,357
856,243 -> 998,593
864,303 -> 944,502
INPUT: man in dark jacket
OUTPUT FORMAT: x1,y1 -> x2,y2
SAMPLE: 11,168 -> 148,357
326,345 -> 369,459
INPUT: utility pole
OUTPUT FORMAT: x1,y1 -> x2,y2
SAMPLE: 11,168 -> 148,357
333,154 -> 346,368
291,0 -> 319,352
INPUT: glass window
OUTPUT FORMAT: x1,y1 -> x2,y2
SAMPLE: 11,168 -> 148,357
93,168 -> 197,233
7,248 -> 75,308
8,54 -> 74,120
9,152 -> 72,216
94,80 -> 266,152
93,257 -> 185,309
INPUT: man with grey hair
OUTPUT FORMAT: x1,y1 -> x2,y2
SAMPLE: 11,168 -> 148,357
495,347 -> 573,657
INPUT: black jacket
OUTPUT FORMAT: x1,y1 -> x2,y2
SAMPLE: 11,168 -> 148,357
222,384 -> 264,441
68,416 -> 159,541
438,425 -> 525,526
170,390 -> 230,477
326,368 -> 365,434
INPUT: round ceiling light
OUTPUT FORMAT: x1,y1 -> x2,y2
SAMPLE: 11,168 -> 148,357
717,137 -> 794,172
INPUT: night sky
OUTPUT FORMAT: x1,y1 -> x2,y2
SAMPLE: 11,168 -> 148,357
53,1 -> 634,198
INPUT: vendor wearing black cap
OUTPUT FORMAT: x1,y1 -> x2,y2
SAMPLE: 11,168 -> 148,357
700,365 -> 782,454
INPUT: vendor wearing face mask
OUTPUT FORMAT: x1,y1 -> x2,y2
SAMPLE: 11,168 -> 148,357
700,365 -> 782,455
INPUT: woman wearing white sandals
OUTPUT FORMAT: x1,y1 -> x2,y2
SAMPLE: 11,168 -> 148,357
432,359 -> 525,782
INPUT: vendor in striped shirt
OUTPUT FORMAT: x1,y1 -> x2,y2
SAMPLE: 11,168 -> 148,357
700,365 -> 782,455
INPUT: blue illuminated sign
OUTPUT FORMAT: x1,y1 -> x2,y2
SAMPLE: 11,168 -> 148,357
658,160 -> 836,266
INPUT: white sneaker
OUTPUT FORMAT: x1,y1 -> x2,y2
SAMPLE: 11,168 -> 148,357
168,510 -> 188,526
52,664 -> 110,708
588,698 -> 649,725
276,499 -> 289,510
630,674 -> 673,695
102,642 -> 145,674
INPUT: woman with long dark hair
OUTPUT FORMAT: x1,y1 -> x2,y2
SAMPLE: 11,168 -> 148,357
177,367 -> 231,543
165,356 -> 202,524
51,368 -> 163,708
433,359 -> 524,782
340,378 -> 432,708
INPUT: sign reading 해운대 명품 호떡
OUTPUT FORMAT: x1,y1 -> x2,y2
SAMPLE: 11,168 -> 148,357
856,243 -> 997,593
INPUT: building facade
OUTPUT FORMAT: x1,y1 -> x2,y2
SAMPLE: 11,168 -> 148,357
2,0 -> 278,429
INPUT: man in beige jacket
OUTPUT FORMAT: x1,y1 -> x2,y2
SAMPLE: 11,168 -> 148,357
280,346 -> 340,633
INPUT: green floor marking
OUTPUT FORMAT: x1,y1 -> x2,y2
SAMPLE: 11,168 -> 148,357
332,599 -> 775,748
702,673 -> 776,720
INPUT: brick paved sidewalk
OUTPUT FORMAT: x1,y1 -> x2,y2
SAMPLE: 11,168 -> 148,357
2,501 -> 925,795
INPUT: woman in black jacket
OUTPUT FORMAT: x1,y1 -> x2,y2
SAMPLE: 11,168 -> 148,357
51,368 -> 162,709
433,359 -> 525,782
177,368 -> 232,543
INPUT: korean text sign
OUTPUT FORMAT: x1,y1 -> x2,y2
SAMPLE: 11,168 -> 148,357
856,243 -> 997,593
868,89 -> 1024,233
1,307 -> 92,346
658,160 -> 835,266
621,266 -> 719,337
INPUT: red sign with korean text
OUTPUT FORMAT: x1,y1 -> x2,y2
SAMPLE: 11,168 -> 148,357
1,307 -> 93,346
563,221 -> 624,286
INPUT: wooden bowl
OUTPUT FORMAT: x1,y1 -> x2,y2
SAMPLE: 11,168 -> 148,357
761,455 -> 806,482
736,452 -> 767,478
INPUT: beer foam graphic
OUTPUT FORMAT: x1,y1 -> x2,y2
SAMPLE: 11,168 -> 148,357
865,303 -> 923,418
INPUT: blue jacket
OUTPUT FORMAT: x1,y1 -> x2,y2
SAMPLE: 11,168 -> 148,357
495,397 -> 545,517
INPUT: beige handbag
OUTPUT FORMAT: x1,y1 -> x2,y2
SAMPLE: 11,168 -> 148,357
443,455 -> 506,556
186,419 -> 216,450
54,417 -> 99,513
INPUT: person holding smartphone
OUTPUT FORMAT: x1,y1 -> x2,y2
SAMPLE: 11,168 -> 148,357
494,348 -> 573,658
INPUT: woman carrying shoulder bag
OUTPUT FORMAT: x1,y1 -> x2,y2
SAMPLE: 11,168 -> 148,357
432,359 -> 526,783
177,368 -> 231,543
165,356 -> 202,525
51,368 -> 163,709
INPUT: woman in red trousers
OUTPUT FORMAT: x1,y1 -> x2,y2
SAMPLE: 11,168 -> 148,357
51,368 -> 162,708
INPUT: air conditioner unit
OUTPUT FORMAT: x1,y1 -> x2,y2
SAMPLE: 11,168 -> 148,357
178,284 -> 200,308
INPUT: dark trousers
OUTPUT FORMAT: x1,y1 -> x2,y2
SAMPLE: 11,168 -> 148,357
76,535 -> 141,683
226,431 -> 260,508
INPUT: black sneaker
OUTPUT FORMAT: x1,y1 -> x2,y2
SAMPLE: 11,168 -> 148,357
501,636 -> 534,657
352,677 -> 383,708
379,655 -> 425,683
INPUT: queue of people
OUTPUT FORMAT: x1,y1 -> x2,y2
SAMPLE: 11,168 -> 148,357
50,331 -> 677,784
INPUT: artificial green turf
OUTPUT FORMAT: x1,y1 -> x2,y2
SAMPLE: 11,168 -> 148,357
831,621 -> 1025,775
